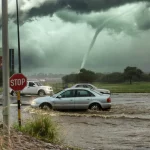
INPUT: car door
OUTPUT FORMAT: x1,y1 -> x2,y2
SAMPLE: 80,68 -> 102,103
21,82 -> 29,94
22,82 -> 37,94
74,89 -> 95,109
53,89 -> 75,109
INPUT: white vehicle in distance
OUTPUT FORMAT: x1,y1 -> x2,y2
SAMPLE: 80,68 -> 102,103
10,80 -> 53,96
71,83 -> 110,94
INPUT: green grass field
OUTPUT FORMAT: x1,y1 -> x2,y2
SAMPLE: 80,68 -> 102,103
93,82 -> 150,93
1,82 -> 150,94
48,82 -> 150,93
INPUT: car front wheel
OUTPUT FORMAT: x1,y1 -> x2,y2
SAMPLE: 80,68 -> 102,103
89,103 -> 101,111
38,90 -> 45,96
40,103 -> 52,110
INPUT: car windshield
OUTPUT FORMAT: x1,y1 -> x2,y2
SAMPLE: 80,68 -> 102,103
90,85 -> 97,89
34,82 -> 43,86
52,89 -> 64,97
87,84 -> 96,90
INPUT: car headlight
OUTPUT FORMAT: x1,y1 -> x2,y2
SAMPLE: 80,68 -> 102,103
31,100 -> 36,105
47,87 -> 53,91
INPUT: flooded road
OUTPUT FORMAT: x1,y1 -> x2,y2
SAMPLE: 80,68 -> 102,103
57,115 -> 150,150
0,93 -> 150,149
53,93 -> 150,150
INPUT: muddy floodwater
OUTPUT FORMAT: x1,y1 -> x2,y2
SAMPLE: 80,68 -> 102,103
1,93 -> 150,150
54,93 -> 150,150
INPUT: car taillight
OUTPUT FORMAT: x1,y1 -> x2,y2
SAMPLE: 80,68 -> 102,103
107,97 -> 111,103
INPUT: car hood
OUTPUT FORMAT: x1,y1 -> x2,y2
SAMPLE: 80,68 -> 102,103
40,86 -> 52,88
34,96 -> 54,103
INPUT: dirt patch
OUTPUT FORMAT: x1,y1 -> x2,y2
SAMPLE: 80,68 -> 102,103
0,130 -> 76,150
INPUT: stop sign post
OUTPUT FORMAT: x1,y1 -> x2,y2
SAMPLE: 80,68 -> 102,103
9,73 -> 27,127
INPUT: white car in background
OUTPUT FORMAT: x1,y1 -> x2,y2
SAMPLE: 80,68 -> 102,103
71,83 -> 110,94
10,80 -> 53,96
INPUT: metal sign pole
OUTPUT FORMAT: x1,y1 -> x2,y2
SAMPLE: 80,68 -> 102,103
16,0 -> 22,126
2,0 -> 10,132
17,91 -> 21,127
9,73 -> 27,127
16,0 -> 21,73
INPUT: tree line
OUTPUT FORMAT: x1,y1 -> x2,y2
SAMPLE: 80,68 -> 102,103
0,66 -> 150,86
62,67 -> 150,84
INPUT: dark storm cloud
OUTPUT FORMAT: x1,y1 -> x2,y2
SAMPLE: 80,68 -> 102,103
135,3 -> 150,30
57,0 -> 150,12
23,0 -> 150,21
20,0 -> 150,33
28,1 -> 56,18
1,0 -> 149,29
56,2 -> 150,32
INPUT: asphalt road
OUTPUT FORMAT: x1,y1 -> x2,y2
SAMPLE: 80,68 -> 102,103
0,93 -> 150,150
0,94 -> 38,105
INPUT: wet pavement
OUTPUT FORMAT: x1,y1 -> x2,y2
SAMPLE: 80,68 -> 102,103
0,93 -> 150,150
0,94 -> 37,105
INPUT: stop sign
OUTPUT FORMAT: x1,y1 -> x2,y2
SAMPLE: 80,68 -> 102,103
9,73 -> 27,91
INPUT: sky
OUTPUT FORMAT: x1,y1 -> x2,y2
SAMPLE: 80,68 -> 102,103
0,0 -> 150,74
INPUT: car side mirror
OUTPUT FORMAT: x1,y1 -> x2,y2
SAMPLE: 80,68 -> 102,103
57,95 -> 62,99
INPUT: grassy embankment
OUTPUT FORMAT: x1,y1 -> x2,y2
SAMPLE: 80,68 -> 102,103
0,82 -> 150,94
94,82 -> 150,93
48,82 -> 150,93
0,113 -> 81,150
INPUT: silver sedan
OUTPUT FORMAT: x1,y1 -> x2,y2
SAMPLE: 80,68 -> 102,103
31,87 -> 111,111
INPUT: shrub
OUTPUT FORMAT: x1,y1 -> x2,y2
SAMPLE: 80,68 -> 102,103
14,114 -> 59,143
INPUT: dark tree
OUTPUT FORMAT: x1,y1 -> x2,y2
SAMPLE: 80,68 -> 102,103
77,68 -> 96,83
124,66 -> 143,84
62,74 -> 77,83
99,72 -> 124,83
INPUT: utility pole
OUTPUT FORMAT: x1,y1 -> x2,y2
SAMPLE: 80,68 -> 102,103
16,0 -> 22,127
16,0 -> 21,73
2,0 -> 10,133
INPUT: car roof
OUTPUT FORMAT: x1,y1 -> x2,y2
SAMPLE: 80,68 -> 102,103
64,87 -> 102,95
65,87 -> 92,91
27,80 -> 40,82
74,83 -> 92,85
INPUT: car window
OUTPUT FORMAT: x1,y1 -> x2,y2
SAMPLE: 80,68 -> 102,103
76,85 -> 84,88
34,82 -> 42,86
60,90 -> 75,98
83,85 -> 88,88
76,90 -> 95,97
76,85 -> 89,88
87,85 -> 94,89
29,82 -> 35,87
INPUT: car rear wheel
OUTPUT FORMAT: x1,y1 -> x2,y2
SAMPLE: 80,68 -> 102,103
40,103 -> 52,110
38,90 -> 45,96
89,103 -> 101,111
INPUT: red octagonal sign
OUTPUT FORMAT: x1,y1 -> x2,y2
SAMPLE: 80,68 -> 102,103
9,73 -> 27,91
